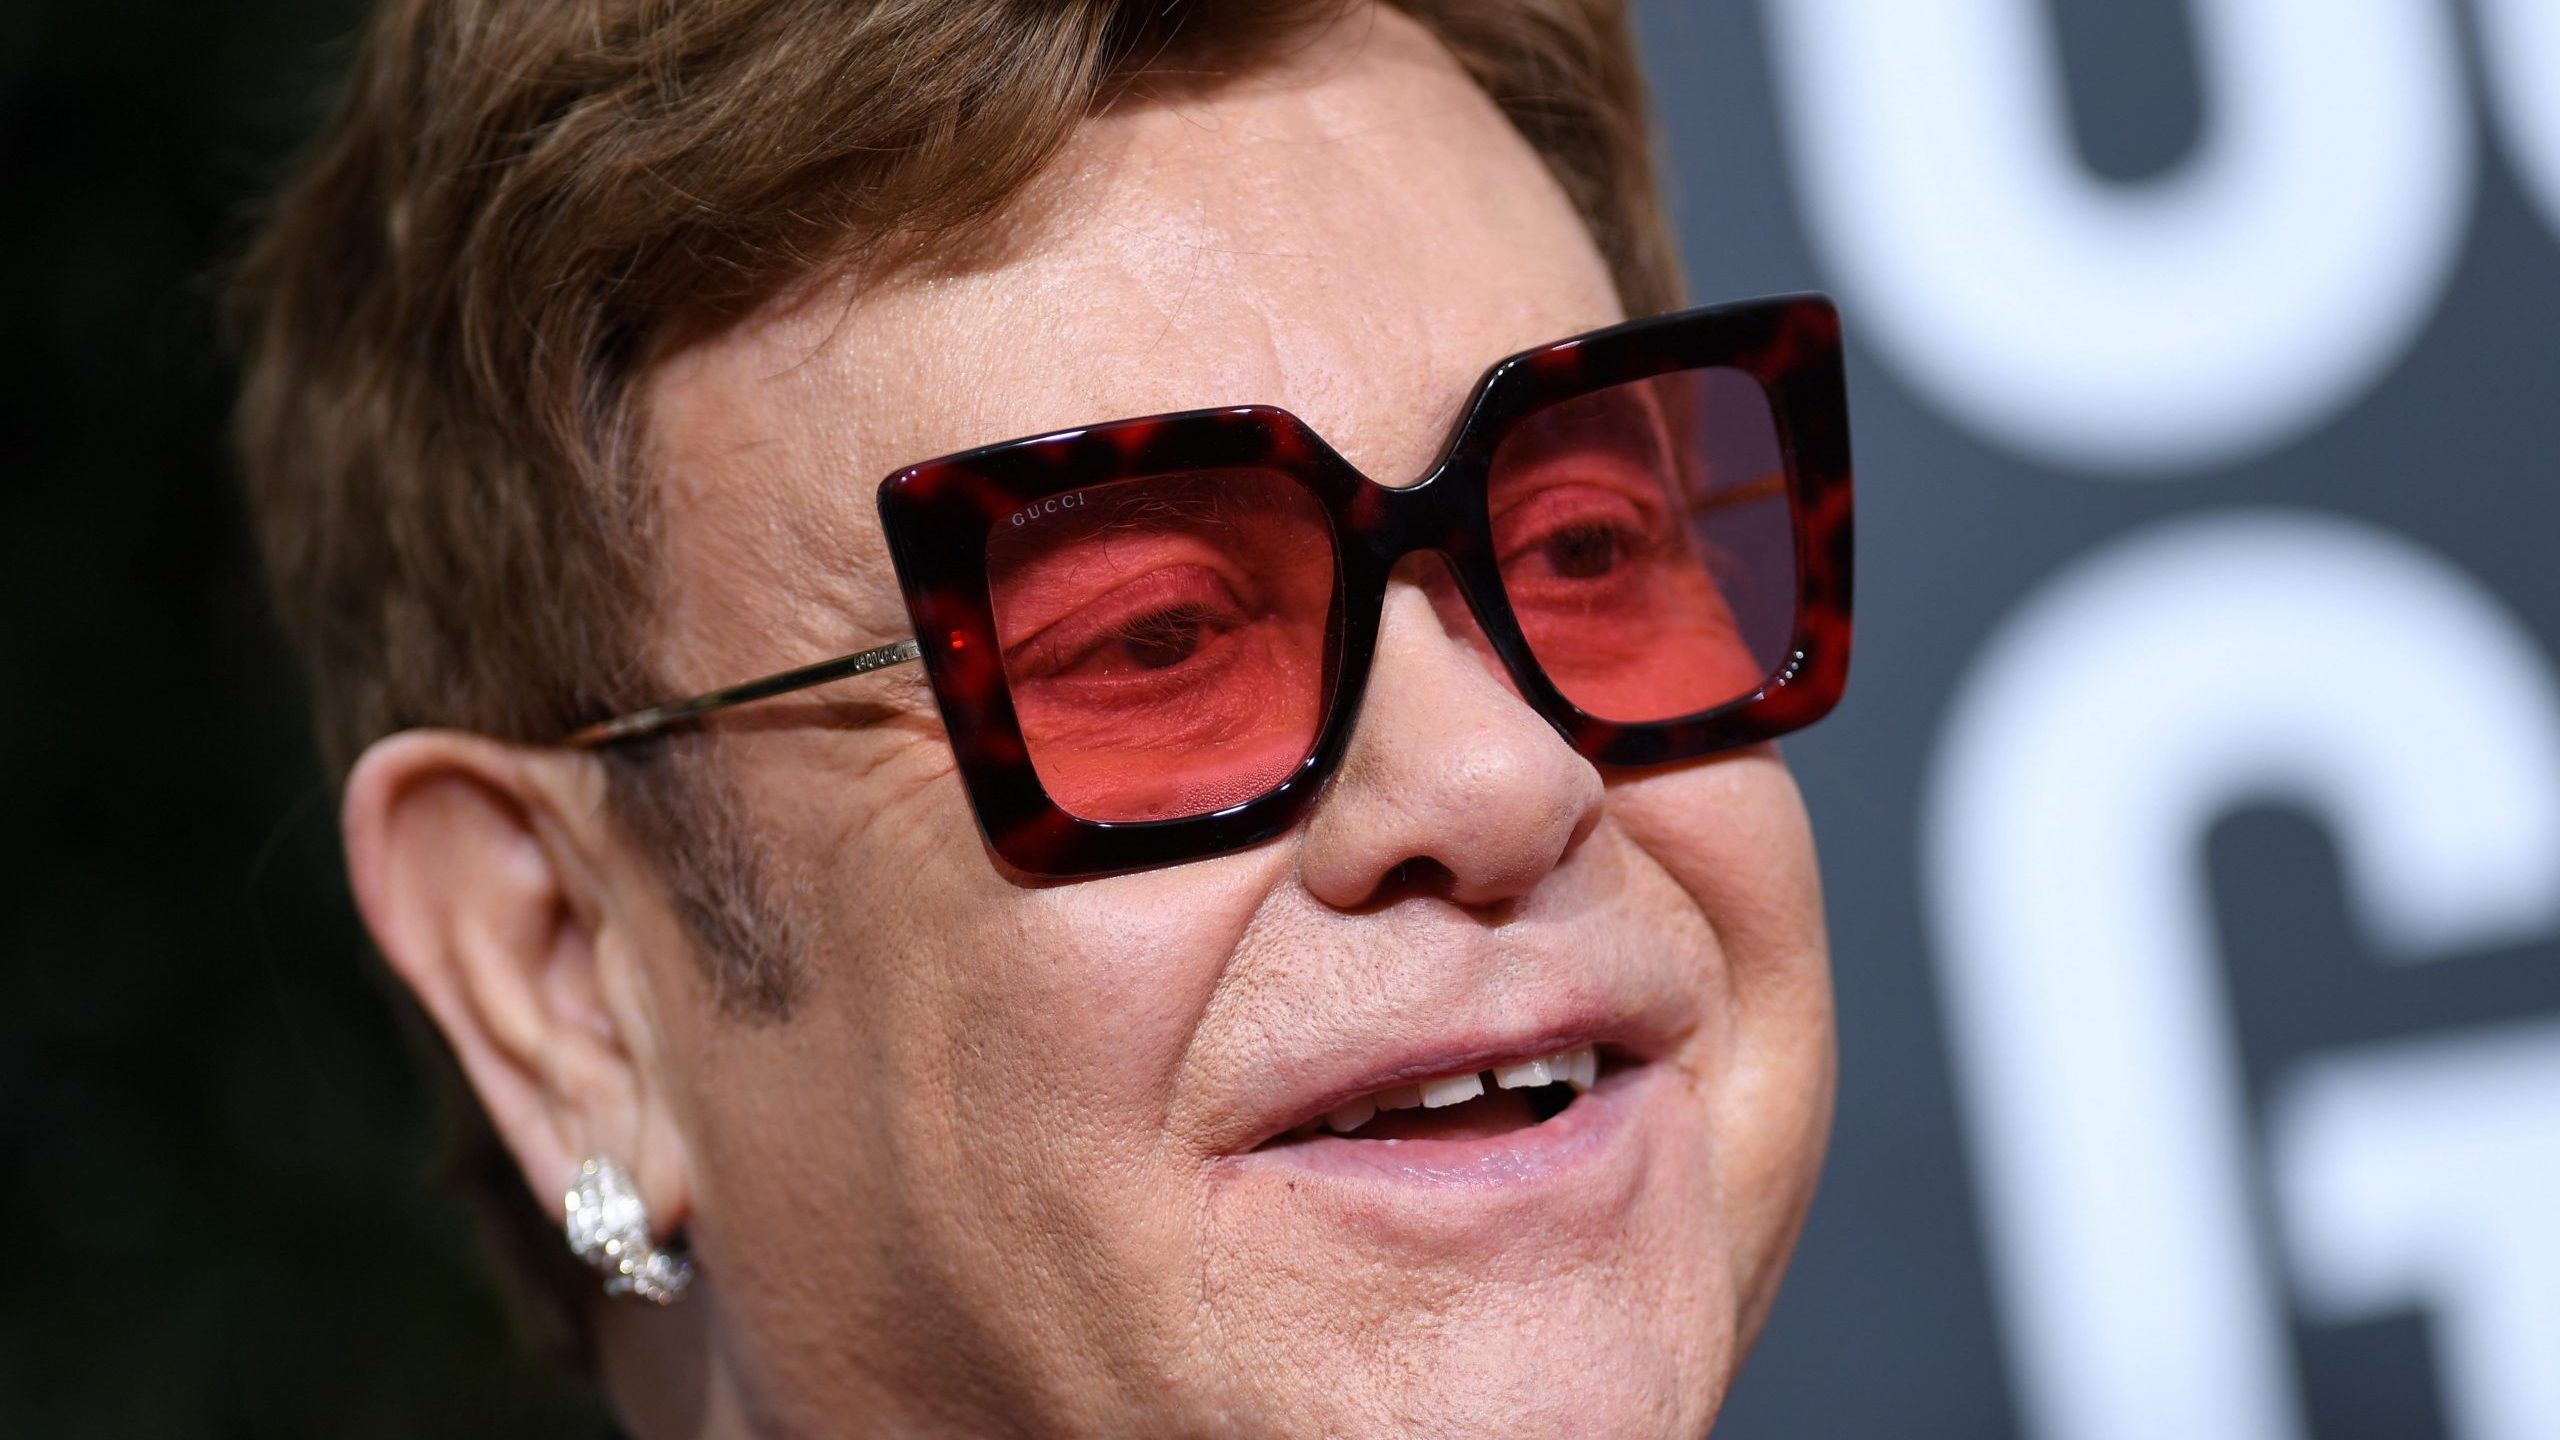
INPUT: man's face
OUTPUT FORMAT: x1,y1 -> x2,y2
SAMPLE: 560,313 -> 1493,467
631,11 -> 1833,1435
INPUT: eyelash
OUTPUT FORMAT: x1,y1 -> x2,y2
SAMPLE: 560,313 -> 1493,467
1493,479 -> 1666,569
1062,600 -> 1234,675
1005,569 -> 1253,684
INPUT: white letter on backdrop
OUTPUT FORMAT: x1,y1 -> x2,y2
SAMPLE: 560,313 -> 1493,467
2273,1019 -> 2560,1440
1761,0 -> 2472,474
1923,511 -> 2560,1440
2475,0 -> 2560,242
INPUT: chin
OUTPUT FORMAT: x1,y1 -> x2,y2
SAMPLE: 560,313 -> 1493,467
1192,1061 -> 1739,1437
1209,1272 -> 1736,1439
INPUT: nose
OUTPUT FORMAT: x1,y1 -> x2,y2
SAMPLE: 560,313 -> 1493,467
1296,559 -> 1607,911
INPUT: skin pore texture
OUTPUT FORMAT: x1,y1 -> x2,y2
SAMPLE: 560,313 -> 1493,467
340,9 -> 1835,1437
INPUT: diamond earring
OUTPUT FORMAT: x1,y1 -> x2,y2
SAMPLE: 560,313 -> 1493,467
563,1154 -> 693,1305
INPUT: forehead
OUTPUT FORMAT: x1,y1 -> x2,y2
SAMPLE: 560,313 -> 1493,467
640,10 -> 1622,664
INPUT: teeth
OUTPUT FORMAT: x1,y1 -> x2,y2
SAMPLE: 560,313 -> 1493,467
1421,1072 -> 1485,1108
1571,1047 -> 1599,1091
1325,1096 -> 1378,1134
1308,1046 -> 1606,1140
1492,1045 -> 1601,1093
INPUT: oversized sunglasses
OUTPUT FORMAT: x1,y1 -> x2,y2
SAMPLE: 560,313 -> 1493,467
571,293 -> 1854,878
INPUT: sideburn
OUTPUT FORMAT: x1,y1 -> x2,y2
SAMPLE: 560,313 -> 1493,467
602,737 -> 811,1024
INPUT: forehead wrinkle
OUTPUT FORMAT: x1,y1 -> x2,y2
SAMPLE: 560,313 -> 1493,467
833,219 -> 1302,445
1066,54 -> 1579,479
1026,209 -> 1414,473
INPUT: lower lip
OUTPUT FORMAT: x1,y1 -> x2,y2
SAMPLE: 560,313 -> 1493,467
1226,1061 -> 1657,1193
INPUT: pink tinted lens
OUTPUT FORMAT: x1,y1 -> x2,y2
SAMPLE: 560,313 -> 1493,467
1489,367 -> 1796,723
986,469 -> 1335,822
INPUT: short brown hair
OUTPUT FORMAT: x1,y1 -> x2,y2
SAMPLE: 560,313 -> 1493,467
234,0 -> 1681,1376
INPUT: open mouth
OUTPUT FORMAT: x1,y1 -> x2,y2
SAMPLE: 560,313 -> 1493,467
1255,1045 -> 1607,1149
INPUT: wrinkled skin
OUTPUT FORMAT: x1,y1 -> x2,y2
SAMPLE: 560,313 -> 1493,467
342,9 -> 1834,1437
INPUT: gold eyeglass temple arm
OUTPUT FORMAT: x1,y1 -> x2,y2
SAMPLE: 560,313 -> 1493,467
565,637 -> 926,747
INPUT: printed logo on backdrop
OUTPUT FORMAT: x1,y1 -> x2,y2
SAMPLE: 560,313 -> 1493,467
1756,3 -> 2560,1440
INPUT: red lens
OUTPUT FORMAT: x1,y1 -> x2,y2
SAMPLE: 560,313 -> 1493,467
985,469 -> 1335,823
1489,367 -> 1797,723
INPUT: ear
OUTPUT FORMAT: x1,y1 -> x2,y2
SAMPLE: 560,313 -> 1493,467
341,731 -> 694,1243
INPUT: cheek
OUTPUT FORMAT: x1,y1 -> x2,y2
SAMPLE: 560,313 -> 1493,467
754,736 -> 1276,1168
1607,748 -> 1828,1002
864,849 -> 1288,1382
1605,752 -> 1836,1267
665,754 -> 1296,1402
928,867 -> 1266,1158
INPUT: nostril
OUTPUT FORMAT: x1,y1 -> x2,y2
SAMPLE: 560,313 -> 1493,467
1384,856 -> 1458,898
1366,855 -> 1528,918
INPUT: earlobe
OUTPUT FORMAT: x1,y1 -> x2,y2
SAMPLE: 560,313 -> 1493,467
340,731 -> 696,1245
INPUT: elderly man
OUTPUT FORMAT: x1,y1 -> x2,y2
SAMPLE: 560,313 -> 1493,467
234,1 -> 1852,1434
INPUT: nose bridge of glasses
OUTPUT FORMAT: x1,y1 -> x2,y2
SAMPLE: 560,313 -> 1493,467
1341,460 -> 1474,569
1332,468 -> 1529,745
1332,462 -> 1516,677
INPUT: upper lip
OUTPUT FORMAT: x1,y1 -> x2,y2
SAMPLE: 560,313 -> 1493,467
1228,1000 -> 1685,1155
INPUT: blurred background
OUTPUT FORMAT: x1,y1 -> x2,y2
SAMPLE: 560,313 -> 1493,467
6,1 -> 2556,1437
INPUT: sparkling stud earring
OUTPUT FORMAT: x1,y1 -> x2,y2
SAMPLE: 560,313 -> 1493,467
564,1155 -> 693,1305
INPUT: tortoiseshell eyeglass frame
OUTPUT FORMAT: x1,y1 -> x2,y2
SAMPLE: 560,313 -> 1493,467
569,293 -> 1855,878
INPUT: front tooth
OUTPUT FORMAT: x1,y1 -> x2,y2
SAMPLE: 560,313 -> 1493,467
1326,1096 -> 1379,1133
1420,1072 -> 1486,1108
1492,1057 -> 1556,1090
1565,1046 -> 1599,1092
1376,1085 -> 1426,1111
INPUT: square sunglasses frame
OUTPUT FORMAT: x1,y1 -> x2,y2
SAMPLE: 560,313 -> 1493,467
572,292 -> 1854,878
